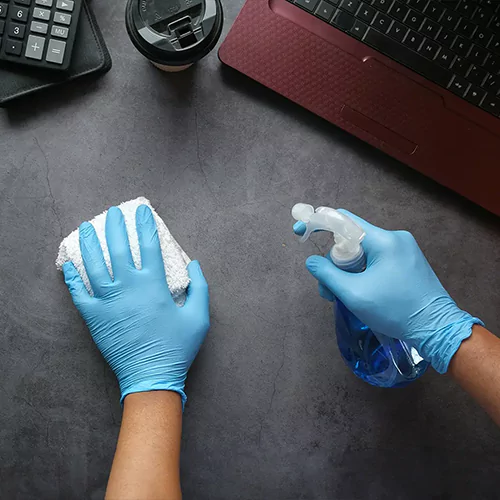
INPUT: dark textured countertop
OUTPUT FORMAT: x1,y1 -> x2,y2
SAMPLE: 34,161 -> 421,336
1,1 -> 500,498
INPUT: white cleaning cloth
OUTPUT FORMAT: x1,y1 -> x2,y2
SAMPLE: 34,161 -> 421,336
56,197 -> 191,304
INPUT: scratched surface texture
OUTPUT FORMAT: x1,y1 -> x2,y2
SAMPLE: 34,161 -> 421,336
1,1 -> 500,499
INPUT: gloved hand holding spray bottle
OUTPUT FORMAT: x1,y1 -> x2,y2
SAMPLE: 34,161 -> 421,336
292,203 -> 430,387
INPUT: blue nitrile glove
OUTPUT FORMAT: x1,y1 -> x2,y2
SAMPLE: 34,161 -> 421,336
294,210 -> 483,374
62,205 -> 210,407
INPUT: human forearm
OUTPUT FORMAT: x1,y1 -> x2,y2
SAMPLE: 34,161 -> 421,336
449,325 -> 500,427
106,391 -> 183,500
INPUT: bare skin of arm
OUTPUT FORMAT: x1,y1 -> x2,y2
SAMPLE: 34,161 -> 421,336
105,391 -> 183,500
449,325 -> 500,427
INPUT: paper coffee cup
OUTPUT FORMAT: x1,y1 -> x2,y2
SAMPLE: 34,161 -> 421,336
126,0 -> 223,72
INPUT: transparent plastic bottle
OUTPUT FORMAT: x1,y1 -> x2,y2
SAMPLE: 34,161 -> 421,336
292,203 -> 429,388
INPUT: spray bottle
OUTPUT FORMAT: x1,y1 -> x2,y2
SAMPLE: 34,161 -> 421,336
292,203 -> 429,388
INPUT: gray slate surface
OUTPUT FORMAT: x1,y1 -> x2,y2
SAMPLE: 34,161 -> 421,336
1,1 -> 500,499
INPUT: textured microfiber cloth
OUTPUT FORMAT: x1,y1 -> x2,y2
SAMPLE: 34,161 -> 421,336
56,197 -> 191,304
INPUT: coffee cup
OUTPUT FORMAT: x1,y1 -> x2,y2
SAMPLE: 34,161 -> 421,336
126,0 -> 223,72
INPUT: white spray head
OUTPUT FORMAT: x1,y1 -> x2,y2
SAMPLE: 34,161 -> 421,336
292,203 -> 366,269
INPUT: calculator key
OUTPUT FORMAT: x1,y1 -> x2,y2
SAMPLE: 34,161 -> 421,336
5,38 -> 23,55
8,21 -> 25,38
356,2 -> 375,23
35,0 -> 52,5
15,0 -> 31,5
11,6 -> 28,22
350,19 -> 368,38
45,38 -> 65,64
56,0 -> 73,10
51,24 -> 68,38
54,11 -> 71,24
0,2 -> 8,19
0,19 -> 4,34
25,34 -> 45,59
33,7 -> 50,20
30,20 -> 47,33
464,85 -> 485,106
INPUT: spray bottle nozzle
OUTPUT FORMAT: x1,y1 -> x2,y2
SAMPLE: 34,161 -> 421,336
292,203 -> 366,269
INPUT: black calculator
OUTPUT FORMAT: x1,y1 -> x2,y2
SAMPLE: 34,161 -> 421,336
0,0 -> 82,71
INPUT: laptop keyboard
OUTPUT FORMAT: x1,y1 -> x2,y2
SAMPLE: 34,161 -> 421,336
289,0 -> 500,117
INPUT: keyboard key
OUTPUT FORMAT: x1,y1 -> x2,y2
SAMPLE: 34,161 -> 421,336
364,27 -> 453,86
51,24 -> 68,37
449,75 -> 470,96
403,29 -> 424,50
0,19 -> 4,34
45,38 -> 65,63
483,73 -> 500,94
56,0 -> 73,11
455,18 -> 476,38
357,2 -> 376,22
340,0 -> 359,14
452,36 -> 472,56
316,0 -> 336,20
467,64 -> 488,84
295,0 -> 320,12
490,15 -> 500,32
30,20 -> 47,33
372,11 -> 392,31
25,34 -> 44,59
350,18 -> 368,37
490,35 -> 500,54
423,1 -> 444,21
436,28 -> 455,48
440,9 -> 460,30
407,0 -> 428,12
387,19 -> 407,41
388,1 -> 408,21
35,0 -> 52,6
472,7 -> 491,27
451,56 -> 472,76
405,9 -> 424,29
53,11 -> 71,24
8,21 -> 25,37
480,93 -> 500,115
11,6 -> 28,21
33,6 -> 50,20
420,17 -> 440,38
435,46 -> 455,67
469,45 -> 488,65
464,85 -> 486,105
331,9 -> 355,29
472,26 -> 493,47
15,0 -> 31,4
0,3 -> 7,18
456,0 -> 476,18
418,38 -> 440,59
371,0 -> 392,12
483,53 -> 500,75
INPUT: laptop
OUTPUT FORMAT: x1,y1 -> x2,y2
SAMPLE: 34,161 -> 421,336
219,0 -> 500,215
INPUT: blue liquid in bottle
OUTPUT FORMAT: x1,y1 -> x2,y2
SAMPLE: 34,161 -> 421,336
335,301 -> 429,388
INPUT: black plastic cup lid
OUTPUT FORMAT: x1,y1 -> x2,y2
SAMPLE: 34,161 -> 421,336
126,0 -> 223,67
